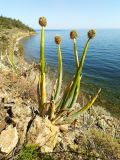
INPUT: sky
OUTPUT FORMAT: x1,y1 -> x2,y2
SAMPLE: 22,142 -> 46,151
0,0 -> 120,29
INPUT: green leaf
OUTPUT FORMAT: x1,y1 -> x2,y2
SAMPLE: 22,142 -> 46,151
64,88 -> 101,123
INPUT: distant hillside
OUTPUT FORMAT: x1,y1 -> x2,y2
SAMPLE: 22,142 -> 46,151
0,16 -> 34,31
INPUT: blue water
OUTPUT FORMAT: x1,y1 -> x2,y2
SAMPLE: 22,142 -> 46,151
20,30 -> 120,116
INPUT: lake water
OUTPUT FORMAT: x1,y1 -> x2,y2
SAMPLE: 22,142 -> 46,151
20,30 -> 120,116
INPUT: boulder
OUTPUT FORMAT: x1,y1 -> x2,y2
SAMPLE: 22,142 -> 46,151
12,100 -> 32,144
27,116 -> 59,152
0,125 -> 18,154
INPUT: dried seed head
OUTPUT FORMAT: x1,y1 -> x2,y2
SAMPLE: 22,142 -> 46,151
55,36 -> 61,45
39,17 -> 47,27
70,30 -> 78,39
88,29 -> 96,39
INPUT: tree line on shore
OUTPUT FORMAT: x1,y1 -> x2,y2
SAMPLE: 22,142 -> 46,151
0,15 -> 34,31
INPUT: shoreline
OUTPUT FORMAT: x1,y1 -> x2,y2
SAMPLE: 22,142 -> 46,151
16,31 -> 36,44
15,31 -> 36,48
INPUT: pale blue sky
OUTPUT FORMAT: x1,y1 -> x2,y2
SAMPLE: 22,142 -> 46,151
0,0 -> 120,29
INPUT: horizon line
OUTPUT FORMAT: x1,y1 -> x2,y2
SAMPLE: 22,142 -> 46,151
34,28 -> 120,31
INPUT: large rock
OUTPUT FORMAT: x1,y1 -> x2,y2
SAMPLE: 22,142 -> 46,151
12,99 -> 32,144
27,116 -> 59,152
0,125 -> 18,154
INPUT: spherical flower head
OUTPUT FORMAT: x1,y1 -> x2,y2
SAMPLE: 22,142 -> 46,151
88,29 -> 96,39
55,36 -> 61,45
70,30 -> 78,39
39,17 -> 47,27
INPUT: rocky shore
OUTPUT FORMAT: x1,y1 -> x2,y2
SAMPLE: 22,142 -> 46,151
0,31 -> 120,160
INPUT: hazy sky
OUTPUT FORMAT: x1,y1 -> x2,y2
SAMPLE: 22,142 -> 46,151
0,0 -> 120,29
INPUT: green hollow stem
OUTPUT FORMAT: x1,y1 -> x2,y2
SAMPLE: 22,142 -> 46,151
68,75 -> 81,108
56,80 -> 73,111
61,38 -> 90,109
40,27 -> 46,111
52,44 -> 62,102
74,38 -> 79,68
64,88 -> 101,123
68,38 -> 80,109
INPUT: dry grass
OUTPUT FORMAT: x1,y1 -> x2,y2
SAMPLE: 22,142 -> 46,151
0,68 -> 37,103
75,128 -> 120,160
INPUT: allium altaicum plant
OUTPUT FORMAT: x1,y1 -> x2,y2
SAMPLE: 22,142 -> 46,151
38,17 -> 101,125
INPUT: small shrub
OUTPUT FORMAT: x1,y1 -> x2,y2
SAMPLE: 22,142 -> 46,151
15,145 -> 39,160
15,145 -> 56,160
